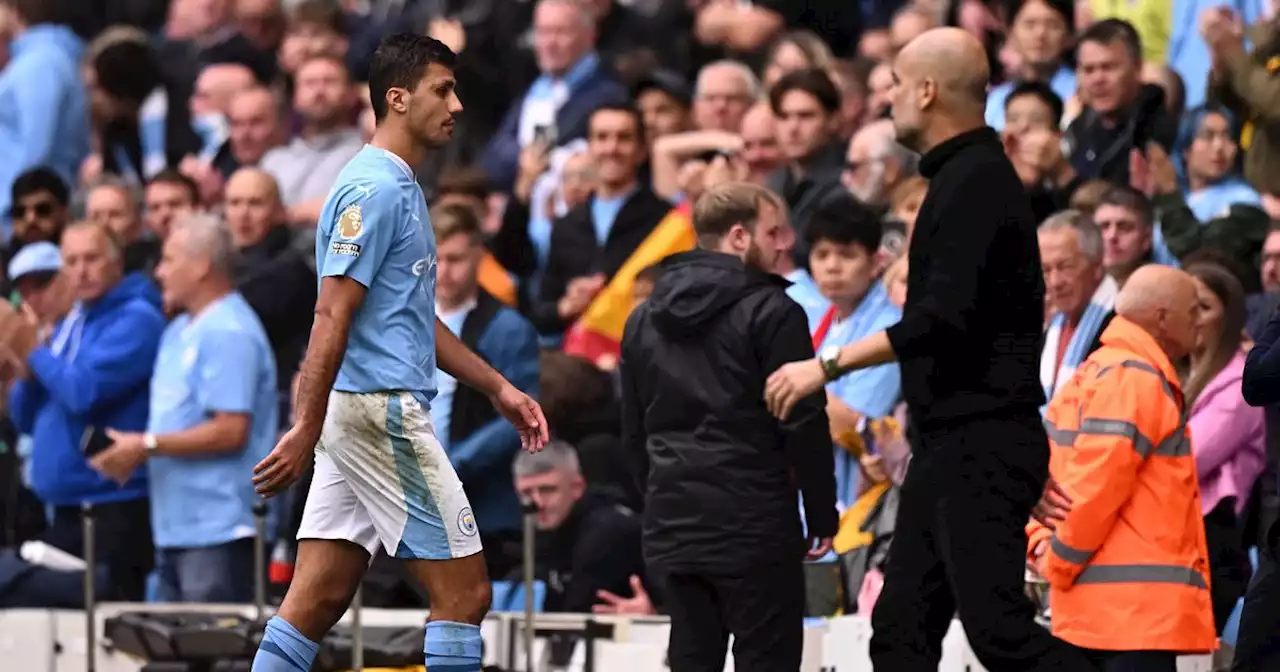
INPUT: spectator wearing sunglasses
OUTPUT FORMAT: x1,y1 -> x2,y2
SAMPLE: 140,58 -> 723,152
2,167 -> 70,298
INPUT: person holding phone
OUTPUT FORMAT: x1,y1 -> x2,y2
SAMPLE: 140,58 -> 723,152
3,221 -> 166,602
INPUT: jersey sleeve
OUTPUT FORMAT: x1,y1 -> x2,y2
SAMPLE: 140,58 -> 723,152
319,184 -> 401,288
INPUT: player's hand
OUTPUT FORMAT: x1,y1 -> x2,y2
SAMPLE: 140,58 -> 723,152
806,535 -> 833,560
765,359 -> 826,420
490,383 -> 549,453
593,575 -> 656,615
253,423 -> 320,497
1032,476 -> 1073,531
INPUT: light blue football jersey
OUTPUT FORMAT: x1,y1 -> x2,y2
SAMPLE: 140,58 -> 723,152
315,145 -> 437,403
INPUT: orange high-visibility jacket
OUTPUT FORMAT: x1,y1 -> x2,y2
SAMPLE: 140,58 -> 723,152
1026,316 -> 1216,653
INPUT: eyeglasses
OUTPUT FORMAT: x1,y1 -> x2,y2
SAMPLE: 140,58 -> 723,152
10,201 -> 55,220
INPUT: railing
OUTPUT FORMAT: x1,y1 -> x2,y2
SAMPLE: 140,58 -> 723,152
0,603 -> 1216,672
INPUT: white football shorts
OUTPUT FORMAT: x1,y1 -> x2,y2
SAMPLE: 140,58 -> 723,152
296,390 -> 483,560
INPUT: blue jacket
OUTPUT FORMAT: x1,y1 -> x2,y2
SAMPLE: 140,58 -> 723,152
480,55 -> 628,192
0,24 -> 90,235
9,273 -> 165,506
446,293 -> 540,533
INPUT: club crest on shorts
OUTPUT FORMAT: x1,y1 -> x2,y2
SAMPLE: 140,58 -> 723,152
457,508 -> 478,536
337,204 -> 364,239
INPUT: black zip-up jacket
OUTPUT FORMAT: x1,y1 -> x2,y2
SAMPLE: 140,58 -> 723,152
619,250 -> 837,574
533,489 -> 646,614
884,128 -> 1047,428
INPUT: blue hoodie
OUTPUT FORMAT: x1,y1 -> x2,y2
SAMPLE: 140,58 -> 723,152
0,24 -> 90,236
9,273 -> 165,506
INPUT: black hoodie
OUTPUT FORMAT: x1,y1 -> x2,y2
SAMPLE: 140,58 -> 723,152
619,249 -> 837,574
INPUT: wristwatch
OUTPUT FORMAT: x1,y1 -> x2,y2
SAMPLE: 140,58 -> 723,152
818,345 -> 843,381
143,433 -> 158,454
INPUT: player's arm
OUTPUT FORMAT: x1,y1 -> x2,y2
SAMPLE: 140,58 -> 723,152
436,319 -> 505,397
437,319 -> 550,451
253,191 -> 387,497
293,277 -> 366,432
294,190 -> 395,433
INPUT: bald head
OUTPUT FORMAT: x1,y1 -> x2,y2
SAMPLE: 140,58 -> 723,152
1114,265 -> 1199,359
224,167 -> 283,248
889,27 -> 990,152
193,63 -> 257,116
896,27 -> 989,108
226,167 -> 280,204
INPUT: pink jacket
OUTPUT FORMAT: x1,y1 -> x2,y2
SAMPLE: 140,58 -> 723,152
1189,351 -> 1267,516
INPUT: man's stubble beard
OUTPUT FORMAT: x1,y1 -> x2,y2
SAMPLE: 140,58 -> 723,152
744,241 -> 770,273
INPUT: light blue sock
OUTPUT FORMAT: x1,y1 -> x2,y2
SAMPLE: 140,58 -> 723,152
424,620 -> 482,671
252,616 -> 320,672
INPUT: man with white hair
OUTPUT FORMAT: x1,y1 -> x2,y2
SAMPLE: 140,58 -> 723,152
89,212 -> 277,603
842,119 -> 918,208
1038,210 -> 1117,401
691,60 -> 759,132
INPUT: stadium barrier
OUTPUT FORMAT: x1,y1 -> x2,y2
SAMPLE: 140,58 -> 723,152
0,603 -> 1215,672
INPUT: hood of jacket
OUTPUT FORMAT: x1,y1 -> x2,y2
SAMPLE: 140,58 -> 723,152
645,249 -> 786,340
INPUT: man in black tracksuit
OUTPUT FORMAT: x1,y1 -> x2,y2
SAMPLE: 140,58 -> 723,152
619,182 -> 838,672
765,29 -> 1095,671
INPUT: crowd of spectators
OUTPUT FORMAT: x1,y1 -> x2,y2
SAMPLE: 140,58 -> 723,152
0,0 -> 1277,657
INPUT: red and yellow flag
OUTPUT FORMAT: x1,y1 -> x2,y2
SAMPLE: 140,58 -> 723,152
562,202 -> 695,366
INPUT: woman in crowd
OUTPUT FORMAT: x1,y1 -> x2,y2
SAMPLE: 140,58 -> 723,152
1176,105 -> 1261,222
761,29 -> 836,89
1185,262 -> 1267,633
1151,106 -> 1270,275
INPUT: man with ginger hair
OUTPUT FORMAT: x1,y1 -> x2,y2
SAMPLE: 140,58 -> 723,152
1028,264 -> 1215,670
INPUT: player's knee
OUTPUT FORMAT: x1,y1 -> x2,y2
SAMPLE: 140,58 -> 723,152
434,578 -> 491,624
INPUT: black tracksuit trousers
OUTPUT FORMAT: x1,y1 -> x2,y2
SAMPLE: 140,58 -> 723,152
869,412 -> 1097,672
1232,517 -> 1280,671
662,557 -> 806,672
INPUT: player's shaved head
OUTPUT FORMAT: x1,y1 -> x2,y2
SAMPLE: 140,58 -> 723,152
889,27 -> 991,152
1114,264 -> 1200,359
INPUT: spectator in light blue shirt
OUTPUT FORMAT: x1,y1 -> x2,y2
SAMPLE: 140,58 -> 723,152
805,198 -> 902,511
0,2 -> 90,238
90,213 -> 277,603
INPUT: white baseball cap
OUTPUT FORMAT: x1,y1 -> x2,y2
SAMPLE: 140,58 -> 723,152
7,241 -> 61,282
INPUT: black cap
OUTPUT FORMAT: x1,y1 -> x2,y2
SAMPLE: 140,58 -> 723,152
632,70 -> 693,108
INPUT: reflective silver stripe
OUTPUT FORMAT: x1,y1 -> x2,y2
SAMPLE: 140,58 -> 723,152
1048,417 -> 1158,458
1050,535 -> 1093,565
1075,564 -> 1208,589
1043,417 -> 1075,446
1153,428 -> 1191,458
1061,359 -> 1189,459
1097,359 -> 1178,408
1079,418 -> 1155,457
